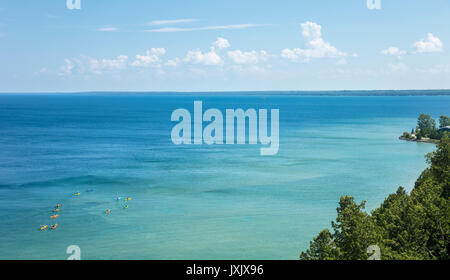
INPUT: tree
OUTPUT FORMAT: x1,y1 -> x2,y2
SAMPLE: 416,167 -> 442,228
300,229 -> 338,260
426,134 -> 450,199
371,187 -> 412,259
408,174 -> 449,259
331,196 -> 383,260
416,114 -> 436,138
439,115 -> 450,129
300,196 -> 383,260
402,132 -> 412,139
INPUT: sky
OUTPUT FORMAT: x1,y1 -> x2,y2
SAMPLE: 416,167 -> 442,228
0,0 -> 449,92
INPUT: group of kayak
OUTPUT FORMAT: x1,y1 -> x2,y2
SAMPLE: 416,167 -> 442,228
40,191 -> 133,231
40,192 -> 80,231
40,203 -> 62,231
105,196 -> 132,214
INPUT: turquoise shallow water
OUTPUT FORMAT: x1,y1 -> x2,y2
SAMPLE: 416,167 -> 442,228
0,94 -> 448,259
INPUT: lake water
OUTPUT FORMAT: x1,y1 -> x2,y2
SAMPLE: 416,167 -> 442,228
0,93 -> 448,259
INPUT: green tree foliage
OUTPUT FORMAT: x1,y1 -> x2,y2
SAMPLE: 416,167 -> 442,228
402,132 -> 412,139
416,114 -> 436,138
300,229 -> 338,260
439,115 -> 450,128
426,134 -> 450,199
331,196 -> 383,260
300,135 -> 450,260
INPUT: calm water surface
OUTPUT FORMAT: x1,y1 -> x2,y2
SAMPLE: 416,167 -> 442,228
0,94 -> 448,259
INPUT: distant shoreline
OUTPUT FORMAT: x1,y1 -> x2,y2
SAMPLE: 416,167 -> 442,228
1,89 -> 450,96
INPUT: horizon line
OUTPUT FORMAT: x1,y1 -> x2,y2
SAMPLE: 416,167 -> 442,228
1,89 -> 450,96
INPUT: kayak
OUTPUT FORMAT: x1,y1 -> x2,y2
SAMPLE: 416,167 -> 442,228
40,225 -> 48,231
50,214 -> 59,219
51,224 -> 58,230
74,192 -> 81,196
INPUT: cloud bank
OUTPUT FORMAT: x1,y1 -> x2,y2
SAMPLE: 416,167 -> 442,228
414,33 -> 443,53
281,21 -> 347,63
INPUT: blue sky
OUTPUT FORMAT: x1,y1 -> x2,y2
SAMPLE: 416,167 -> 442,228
0,0 -> 449,92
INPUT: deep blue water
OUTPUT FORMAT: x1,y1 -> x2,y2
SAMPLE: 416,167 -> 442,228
0,94 -> 448,259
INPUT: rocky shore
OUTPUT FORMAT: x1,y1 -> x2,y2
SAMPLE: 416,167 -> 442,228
399,136 -> 440,144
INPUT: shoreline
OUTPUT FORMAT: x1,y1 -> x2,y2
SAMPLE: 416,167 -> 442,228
1,89 -> 450,96
399,136 -> 440,144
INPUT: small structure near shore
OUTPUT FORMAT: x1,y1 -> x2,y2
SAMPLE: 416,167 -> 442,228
438,126 -> 450,133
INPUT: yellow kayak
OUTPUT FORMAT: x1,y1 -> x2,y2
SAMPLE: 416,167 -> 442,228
125,197 -> 132,201
74,192 -> 81,196
40,225 -> 48,231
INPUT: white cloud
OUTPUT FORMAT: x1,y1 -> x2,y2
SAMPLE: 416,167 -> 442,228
90,55 -> 128,73
227,50 -> 267,64
59,55 -> 128,76
131,48 -> 166,67
413,33 -> 443,53
281,21 -> 347,62
213,37 -> 230,50
165,57 -> 181,67
149,19 -> 198,26
59,59 -> 75,76
146,24 -> 268,33
97,27 -> 119,32
184,48 -> 223,66
381,47 -> 406,57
